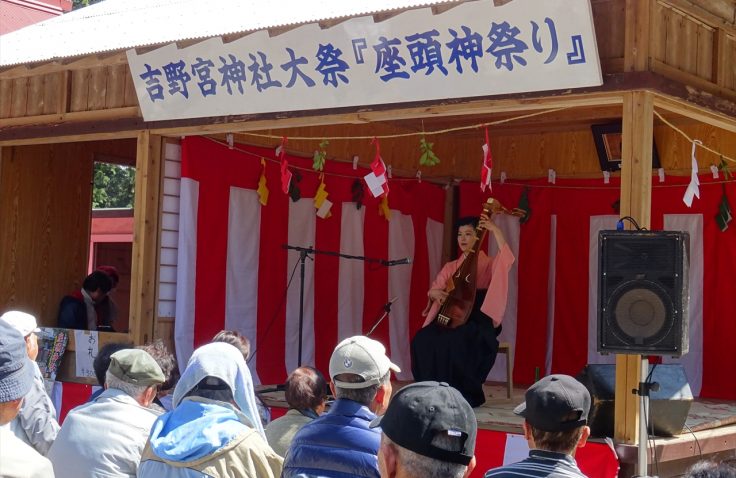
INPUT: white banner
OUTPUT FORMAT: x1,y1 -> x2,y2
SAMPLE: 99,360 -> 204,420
127,0 -> 601,121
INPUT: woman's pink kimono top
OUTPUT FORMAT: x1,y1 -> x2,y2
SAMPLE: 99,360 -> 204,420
421,243 -> 515,328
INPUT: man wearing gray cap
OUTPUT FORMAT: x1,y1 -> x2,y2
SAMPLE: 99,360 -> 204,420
0,320 -> 55,477
1,310 -> 60,456
484,374 -> 591,478
283,335 -> 399,478
47,349 -> 165,478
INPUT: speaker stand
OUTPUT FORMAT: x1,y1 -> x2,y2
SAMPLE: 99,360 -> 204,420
634,356 -> 659,477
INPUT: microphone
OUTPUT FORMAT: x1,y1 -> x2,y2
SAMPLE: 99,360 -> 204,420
384,257 -> 412,266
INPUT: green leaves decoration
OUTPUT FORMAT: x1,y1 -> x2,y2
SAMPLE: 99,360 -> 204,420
313,140 -> 329,171
419,136 -> 440,167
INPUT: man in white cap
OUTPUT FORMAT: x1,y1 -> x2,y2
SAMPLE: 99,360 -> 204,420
282,335 -> 399,478
0,311 -> 59,456
0,320 -> 55,477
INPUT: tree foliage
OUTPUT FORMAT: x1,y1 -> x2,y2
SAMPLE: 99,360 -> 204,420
93,163 -> 135,209
72,0 -> 105,10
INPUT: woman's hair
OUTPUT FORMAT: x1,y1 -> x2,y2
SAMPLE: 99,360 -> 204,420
455,216 -> 479,232
285,366 -> 328,411
138,339 -> 180,392
212,330 -> 251,360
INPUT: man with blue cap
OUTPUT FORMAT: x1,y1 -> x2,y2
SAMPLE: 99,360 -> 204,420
0,320 -> 55,477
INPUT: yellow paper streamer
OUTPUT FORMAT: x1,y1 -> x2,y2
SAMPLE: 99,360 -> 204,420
379,196 -> 391,221
257,158 -> 269,206
314,175 -> 332,218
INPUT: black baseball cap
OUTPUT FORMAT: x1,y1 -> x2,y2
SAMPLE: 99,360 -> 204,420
370,381 -> 476,466
514,374 -> 591,432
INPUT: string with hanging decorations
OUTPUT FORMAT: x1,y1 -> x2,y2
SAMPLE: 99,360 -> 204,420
201,105 -> 736,226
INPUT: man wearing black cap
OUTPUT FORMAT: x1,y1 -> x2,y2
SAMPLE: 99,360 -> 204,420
371,381 -> 477,478
0,320 -> 55,477
484,374 -> 591,478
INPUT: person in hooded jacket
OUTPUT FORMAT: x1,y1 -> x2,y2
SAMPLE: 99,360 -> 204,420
137,342 -> 283,478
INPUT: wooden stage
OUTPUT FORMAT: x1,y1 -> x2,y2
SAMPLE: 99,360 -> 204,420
258,381 -> 736,477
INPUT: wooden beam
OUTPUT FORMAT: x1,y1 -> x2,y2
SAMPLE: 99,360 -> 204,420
0,106 -> 140,129
0,52 -> 129,81
653,93 -> 736,133
129,131 -> 163,345
665,0 -> 736,34
615,90 -> 654,445
624,0 -> 652,71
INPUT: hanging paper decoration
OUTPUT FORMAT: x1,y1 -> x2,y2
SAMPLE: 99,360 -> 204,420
352,179 -> 365,210
718,156 -> 732,180
419,135 -> 440,166
379,196 -> 392,221
683,140 -> 701,207
364,137 -> 389,198
277,136 -> 292,194
257,158 -> 269,206
313,139 -> 329,172
517,187 -> 531,224
716,185 -> 732,232
314,173 -> 333,219
288,170 -> 302,202
480,127 -> 493,192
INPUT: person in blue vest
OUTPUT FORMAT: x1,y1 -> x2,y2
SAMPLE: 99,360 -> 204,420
282,336 -> 399,478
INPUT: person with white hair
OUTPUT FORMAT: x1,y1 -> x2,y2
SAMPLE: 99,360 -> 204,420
0,310 -> 59,456
138,342 -> 283,478
47,349 -> 165,478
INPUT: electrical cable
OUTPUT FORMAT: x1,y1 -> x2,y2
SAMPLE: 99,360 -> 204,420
617,216 -> 645,231
247,255 -> 301,365
683,424 -> 703,459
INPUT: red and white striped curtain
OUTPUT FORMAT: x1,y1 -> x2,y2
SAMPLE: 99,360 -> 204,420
460,177 -> 736,400
175,137 -> 445,385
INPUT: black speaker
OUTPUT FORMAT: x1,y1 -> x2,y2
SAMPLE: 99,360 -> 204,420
598,230 -> 690,357
577,364 -> 693,437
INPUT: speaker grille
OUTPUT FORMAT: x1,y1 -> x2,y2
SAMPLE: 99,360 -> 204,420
598,231 -> 689,357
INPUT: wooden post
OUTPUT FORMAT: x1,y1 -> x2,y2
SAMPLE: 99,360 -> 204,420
615,90 -> 654,444
624,0 -> 651,72
129,131 -> 163,345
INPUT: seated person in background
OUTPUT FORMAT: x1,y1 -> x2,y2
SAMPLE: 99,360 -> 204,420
282,336 -> 398,478
138,339 -> 180,412
265,366 -> 328,457
1,311 -> 60,456
212,329 -> 271,426
138,342 -> 282,478
0,320 -> 55,478
484,374 -> 591,478
57,270 -> 113,330
371,381 -> 477,478
47,349 -> 165,478
96,265 -> 120,326
88,341 -> 134,402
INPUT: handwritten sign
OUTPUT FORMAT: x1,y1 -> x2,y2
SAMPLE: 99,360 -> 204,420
127,0 -> 601,122
74,330 -> 99,379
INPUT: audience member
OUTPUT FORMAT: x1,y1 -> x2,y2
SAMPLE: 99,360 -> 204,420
0,320 -> 55,477
265,366 -> 328,456
138,339 -> 180,412
484,374 -> 591,478
96,265 -> 121,327
138,342 -> 282,478
212,329 -> 270,425
57,270 -> 113,330
47,349 -> 164,478
372,381 -> 477,478
87,341 -> 134,402
686,460 -> 736,478
1,311 -> 60,456
282,335 -> 398,478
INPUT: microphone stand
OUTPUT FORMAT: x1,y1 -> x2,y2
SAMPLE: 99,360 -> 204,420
282,244 -> 409,365
365,299 -> 396,338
